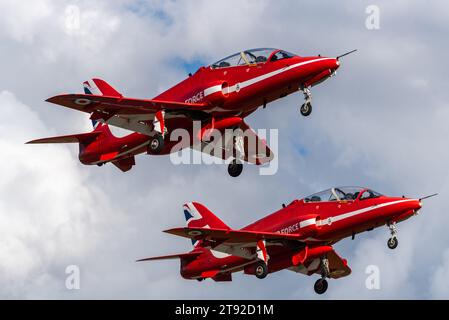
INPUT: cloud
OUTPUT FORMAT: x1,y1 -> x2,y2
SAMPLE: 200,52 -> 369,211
0,90 -> 117,298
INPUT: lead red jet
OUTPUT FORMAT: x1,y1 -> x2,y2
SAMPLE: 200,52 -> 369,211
27,48 -> 353,176
138,187 -> 434,294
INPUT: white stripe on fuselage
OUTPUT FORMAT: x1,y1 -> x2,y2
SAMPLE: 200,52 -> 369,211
315,199 -> 416,227
203,58 -> 334,98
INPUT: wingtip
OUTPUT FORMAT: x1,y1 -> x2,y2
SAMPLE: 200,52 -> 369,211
45,96 -> 58,104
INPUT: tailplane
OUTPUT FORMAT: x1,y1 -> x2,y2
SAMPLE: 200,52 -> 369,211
26,122 -> 111,145
136,252 -> 201,262
26,131 -> 101,145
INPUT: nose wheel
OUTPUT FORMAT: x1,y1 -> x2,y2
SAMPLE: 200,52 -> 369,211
300,102 -> 312,116
387,222 -> 398,250
300,87 -> 312,117
387,237 -> 398,250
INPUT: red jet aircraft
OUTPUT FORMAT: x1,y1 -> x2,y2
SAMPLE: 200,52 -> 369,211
27,48 -> 353,176
139,187 -> 433,294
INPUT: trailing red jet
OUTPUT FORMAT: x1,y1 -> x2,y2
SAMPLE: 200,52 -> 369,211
27,48 -> 353,176
138,187 -> 434,294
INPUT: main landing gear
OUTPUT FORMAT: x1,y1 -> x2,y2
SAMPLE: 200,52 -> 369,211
387,222 -> 398,249
149,134 -> 164,154
314,256 -> 330,295
228,160 -> 243,178
300,87 -> 312,117
228,134 -> 245,177
149,110 -> 166,154
254,261 -> 268,279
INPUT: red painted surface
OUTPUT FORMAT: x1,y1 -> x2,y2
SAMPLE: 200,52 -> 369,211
28,49 -> 342,172
142,188 -> 422,283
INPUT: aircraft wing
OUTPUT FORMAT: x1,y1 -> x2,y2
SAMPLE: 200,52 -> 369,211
165,227 -> 301,243
47,94 -> 209,115
199,120 -> 274,165
46,94 -> 210,135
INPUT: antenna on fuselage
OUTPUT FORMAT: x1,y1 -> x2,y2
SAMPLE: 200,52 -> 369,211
337,49 -> 358,60
419,193 -> 438,201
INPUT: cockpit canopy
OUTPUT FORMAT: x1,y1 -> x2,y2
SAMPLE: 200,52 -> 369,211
211,48 -> 296,69
304,187 -> 383,203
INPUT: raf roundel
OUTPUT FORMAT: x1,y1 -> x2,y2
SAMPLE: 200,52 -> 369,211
74,98 -> 92,106
187,230 -> 203,237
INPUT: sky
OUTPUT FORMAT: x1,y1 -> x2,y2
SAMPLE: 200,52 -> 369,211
0,0 -> 449,299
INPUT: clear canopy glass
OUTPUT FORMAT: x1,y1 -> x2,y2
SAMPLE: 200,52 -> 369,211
304,187 -> 382,202
211,48 -> 295,69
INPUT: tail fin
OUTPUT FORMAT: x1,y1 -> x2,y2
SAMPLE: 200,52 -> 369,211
83,78 -> 122,97
183,202 -> 230,229
83,78 -> 122,128
183,202 -> 230,246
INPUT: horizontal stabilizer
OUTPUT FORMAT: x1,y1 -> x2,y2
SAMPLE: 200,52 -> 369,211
136,251 -> 201,262
26,131 -> 101,144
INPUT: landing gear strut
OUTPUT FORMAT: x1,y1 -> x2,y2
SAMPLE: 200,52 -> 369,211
387,222 -> 398,249
314,256 -> 330,295
150,110 -> 166,154
300,87 -> 312,117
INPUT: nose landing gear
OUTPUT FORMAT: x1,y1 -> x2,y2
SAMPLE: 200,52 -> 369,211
387,222 -> 398,250
300,87 -> 313,117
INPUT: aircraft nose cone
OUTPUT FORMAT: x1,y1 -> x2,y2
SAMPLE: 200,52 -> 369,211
334,58 -> 341,69
412,199 -> 422,213
417,199 -> 423,210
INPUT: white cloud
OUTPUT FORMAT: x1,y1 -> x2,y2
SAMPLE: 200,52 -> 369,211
0,0 -> 53,43
0,91 -> 118,298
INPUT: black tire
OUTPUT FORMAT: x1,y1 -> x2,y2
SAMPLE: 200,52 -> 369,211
149,134 -> 164,154
387,237 -> 398,250
300,102 -> 312,117
228,160 -> 243,177
254,261 -> 268,279
314,278 -> 328,295
196,278 -> 204,282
